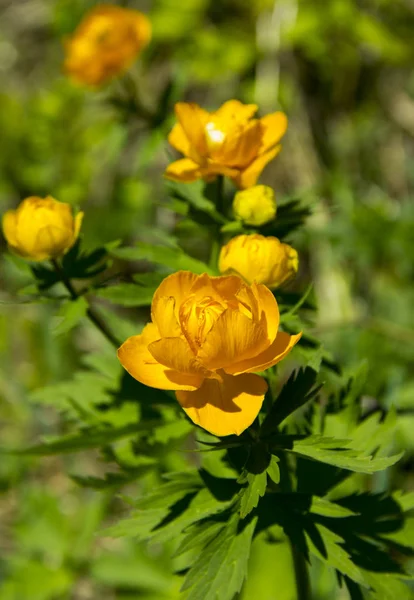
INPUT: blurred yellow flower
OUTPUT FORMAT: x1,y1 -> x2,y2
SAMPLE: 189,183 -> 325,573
118,271 -> 301,436
165,100 -> 287,189
219,234 -> 298,290
233,185 -> 276,226
64,5 -> 151,87
2,196 -> 83,261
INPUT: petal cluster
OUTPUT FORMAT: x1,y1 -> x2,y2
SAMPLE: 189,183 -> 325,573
2,196 -> 83,261
118,271 -> 301,436
233,185 -> 277,226
219,234 -> 298,290
165,100 -> 287,189
64,5 -> 151,87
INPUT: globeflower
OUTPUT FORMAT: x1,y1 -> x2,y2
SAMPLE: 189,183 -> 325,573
165,100 -> 287,189
219,234 -> 298,290
233,185 -> 277,226
2,196 -> 83,261
64,5 -> 151,87
118,271 -> 301,436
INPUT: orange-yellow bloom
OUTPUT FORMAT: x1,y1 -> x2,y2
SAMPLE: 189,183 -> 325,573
118,271 -> 301,436
165,100 -> 287,189
2,196 -> 83,261
233,185 -> 277,226
219,234 -> 298,289
64,5 -> 151,87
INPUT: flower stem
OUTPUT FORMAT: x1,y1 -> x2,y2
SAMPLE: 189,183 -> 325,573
215,175 -> 226,216
51,259 -> 121,348
278,453 -> 312,600
290,541 -> 311,600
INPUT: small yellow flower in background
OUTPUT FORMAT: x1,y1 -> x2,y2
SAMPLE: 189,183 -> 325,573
165,100 -> 287,189
233,185 -> 277,226
2,196 -> 83,261
118,271 -> 301,437
64,5 -> 151,87
219,234 -> 299,290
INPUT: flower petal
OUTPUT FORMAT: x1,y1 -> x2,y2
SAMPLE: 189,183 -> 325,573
148,337 -> 208,386
225,331 -> 302,375
73,211 -> 84,241
198,309 -> 269,370
118,323 -> 201,391
168,123 -> 193,158
213,100 -> 258,122
234,146 -> 281,189
251,282 -> 280,343
165,158 -> 202,182
152,271 -> 199,337
176,372 -> 267,436
174,102 -> 209,159
2,210 -> 18,247
260,112 -> 288,152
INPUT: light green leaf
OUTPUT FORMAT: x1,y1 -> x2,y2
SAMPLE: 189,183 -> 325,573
181,515 -> 257,600
53,296 -> 88,336
266,455 -> 281,484
306,524 -> 366,585
93,283 -> 155,306
174,520 -> 225,558
310,497 -> 357,518
111,242 -> 213,274
363,572 -> 413,600
239,471 -> 267,519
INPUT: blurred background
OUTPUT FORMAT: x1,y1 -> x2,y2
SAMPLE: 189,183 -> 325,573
0,0 -> 413,598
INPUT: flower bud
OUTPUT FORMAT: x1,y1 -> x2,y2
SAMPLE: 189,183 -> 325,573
2,196 -> 83,261
64,5 -> 151,87
233,185 -> 276,226
219,234 -> 298,289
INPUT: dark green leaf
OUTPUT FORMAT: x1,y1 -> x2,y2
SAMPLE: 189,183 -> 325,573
12,421 -> 161,455
261,367 -> 322,436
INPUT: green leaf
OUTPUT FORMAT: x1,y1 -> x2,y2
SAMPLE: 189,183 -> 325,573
71,467 -> 154,489
52,296 -> 88,335
261,367 -> 322,436
166,180 -> 227,224
363,572 -> 413,600
111,242 -> 213,275
310,497 -> 357,518
174,520 -> 226,558
306,524 -> 366,585
103,473 -> 204,539
239,471 -> 267,519
181,515 -> 257,600
13,421 -> 161,455
93,283 -> 155,306
266,455 -> 281,484
291,436 -> 403,474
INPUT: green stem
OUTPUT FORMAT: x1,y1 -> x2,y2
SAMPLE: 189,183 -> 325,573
290,541 -> 311,600
51,259 -> 121,348
278,453 -> 311,600
215,175 -> 225,216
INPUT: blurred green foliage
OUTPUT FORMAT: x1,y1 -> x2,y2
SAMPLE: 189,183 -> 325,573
1,0 -> 414,598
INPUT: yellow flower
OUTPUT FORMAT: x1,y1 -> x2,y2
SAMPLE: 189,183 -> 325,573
118,271 -> 301,436
64,5 -> 151,87
2,196 -> 83,261
219,234 -> 298,290
165,100 -> 287,189
233,185 -> 276,226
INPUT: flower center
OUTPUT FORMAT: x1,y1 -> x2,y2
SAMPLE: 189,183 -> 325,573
180,295 -> 225,349
205,121 -> 226,150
